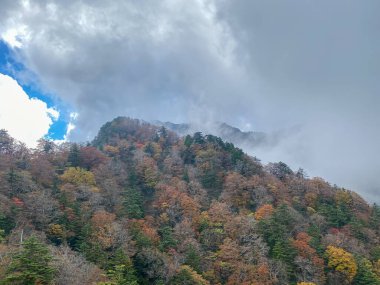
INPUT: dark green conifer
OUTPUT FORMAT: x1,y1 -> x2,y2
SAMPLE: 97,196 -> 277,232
3,236 -> 55,285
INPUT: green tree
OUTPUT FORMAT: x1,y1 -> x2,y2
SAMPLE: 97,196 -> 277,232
353,257 -> 380,285
258,204 -> 296,280
184,244 -> 202,273
0,212 -> 15,235
124,187 -> 144,219
170,265 -> 209,285
68,143 -> 81,167
99,264 -> 138,285
370,204 -> 380,231
107,249 -> 139,285
3,236 -> 55,284
158,226 -> 177,251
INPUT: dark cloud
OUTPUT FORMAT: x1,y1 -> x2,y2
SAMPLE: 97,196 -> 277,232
1,0 -> 379,202
216,0 -> 380,202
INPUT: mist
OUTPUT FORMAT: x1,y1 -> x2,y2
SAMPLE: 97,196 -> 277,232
0,0 -> 379,202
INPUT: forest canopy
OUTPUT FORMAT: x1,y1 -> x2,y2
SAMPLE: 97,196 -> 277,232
0,117 -> 379,285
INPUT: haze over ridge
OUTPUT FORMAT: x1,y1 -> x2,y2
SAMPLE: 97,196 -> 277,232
0,0 -> 379,201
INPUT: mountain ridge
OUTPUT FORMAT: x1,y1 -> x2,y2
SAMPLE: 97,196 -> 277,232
0,116 -> 379,285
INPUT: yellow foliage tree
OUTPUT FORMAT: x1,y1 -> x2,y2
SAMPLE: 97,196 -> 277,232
172,265 -> 210,285
326,245 -> 357,282
297,282 -> 316,285
372,259 -> 380,279
335,190 -> 353,206
61,167 -> 96,186
48,224 -> 64,238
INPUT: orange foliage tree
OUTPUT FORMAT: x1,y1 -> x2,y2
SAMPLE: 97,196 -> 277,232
90,210 -> 117,249
254,204 -> 274,221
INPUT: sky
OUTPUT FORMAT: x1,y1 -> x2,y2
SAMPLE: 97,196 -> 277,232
0,0 -> 379,202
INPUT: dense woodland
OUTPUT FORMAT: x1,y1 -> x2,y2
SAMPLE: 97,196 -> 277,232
0,117 -> 379,285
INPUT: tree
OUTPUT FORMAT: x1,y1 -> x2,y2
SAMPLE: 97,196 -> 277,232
255,204 -> 274,220
158,226 -> 177,251
292,232 -> 325,284
370,204 -> 380,232
106,249 -> 139,285
221,172 -> 249,209
184,244 -> 202,273
0,129 -> 14,155
68,143 -> 81,167
258,205 -> 297,281
124,187 -> 144,219
0,228 -> 4,243
61,167 -> 96,186
98,264 -> 138,285
136,157 -> 159,190
266,162 -> 293,180
3,236 -> 55,284
353,257 -> 380,285
325,245 -> 357,283
134,248 -> 168,282
170,265 -> 209,285
52,246 -> 104,285
90,210 -> 118,250
79,146 -> 107,170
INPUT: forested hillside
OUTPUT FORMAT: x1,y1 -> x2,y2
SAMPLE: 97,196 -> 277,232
0,117 -> 379,285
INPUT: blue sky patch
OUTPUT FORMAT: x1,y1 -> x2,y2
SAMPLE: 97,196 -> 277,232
0,40 -> 69,140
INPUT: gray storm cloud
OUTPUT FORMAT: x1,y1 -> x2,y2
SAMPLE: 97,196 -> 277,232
0,0 -> 379,202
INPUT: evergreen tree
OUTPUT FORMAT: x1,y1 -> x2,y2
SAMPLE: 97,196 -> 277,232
68,143 -> 81,167
3,236 -> 55,285
105,249 -> 139,285
124,187 -> 144,219
158,226 -> 177,251
184,135 -> 193,147
0,212 -> 15,235
370,204 -> 380,231
353,257 -> 380,285
98,264 -> 138,285
184,244 -> 202,273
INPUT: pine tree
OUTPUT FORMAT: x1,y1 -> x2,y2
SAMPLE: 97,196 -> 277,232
158,226 -> 177,251
184,244 -> 201,273
370,204 -> 380,231
3,236 -> 55,284
68,143 -> 81,167
105,249 -> 139,285
124,187 -> 144,219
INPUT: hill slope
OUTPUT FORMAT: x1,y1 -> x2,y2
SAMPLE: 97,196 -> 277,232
0,117 -> 379,285
153,120 -> 274,149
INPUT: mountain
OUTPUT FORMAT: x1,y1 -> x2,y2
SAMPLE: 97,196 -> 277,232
154,120 -> 279,149
0,117 -> 379,285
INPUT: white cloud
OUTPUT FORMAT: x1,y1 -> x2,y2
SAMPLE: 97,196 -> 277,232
0,0 -> 379,202
0,73 -> 59,147
1,25 -> 29,48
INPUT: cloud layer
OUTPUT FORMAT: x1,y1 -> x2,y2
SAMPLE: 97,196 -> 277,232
0,73 -> 58,147
0,0 -> 379,201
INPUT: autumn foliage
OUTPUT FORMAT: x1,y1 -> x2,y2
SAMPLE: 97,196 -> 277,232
326,245 -> 358,282
254,204 -> 274,220
0,118 -> 379,285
